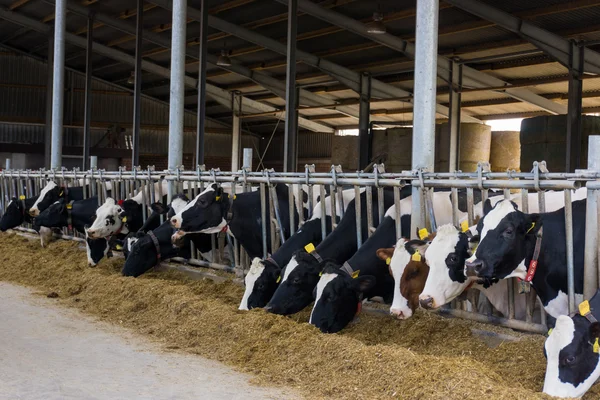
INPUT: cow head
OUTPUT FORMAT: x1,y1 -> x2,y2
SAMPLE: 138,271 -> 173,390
418,224 -> 473,309
238,258 -> 281,311
84,225 -> 111,267
265,250 -> 323,315
309,263 -> 376,333
29,181 -> 61,217
0,198 -> 24,231
465,199 -> 540,280
543,290 -> 600,398
378,236 -> 432,319
85,198 -> 125,239
34,199 -> 68,228
170,184 -> 228,238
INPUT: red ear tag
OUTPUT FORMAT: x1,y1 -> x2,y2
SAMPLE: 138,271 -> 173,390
356,301 -> 362,316
117,199 -> 124,206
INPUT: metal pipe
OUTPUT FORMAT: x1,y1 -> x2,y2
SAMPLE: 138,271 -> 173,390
132,0 -> 143,168
269,184 -> 286,244
242,148 -> 253,170
565,189 -> 576,314
448,61 -> 461,172
584,187 -> 598,299
50,0 -> 67,169
566,42 -> 584,172
359,73 -> 371,169
320,184 -> 327,240
195,0 -> 208,167
288,185 -> 295,236
410,0 -> 439,238
437,308 -> 547,335
355,185 -> 362,247
231,94 -> 242,171
82,16 -> 93,171
260,183 -> 268,258
283,0 -> 298,173
167,0 -> 187,170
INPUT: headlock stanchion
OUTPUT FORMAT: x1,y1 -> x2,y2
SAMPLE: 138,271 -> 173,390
2,160 -> 600,335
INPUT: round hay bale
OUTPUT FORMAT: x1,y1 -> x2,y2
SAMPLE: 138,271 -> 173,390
490,131 -> 521,172
436,123 -> 491,172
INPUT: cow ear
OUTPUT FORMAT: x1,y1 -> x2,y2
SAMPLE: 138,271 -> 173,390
151,202 -> 168,214
376,248 -> 394,262
590,322 -> 600,340
483,199 -> 493,216
353,275 -> 376,293
215,186 -> 224,198
405,239 -> 428,255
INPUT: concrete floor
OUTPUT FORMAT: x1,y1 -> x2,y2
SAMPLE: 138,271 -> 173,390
0,282 -> 298,400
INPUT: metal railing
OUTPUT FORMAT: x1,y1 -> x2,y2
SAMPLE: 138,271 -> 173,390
1,160 -> 598,334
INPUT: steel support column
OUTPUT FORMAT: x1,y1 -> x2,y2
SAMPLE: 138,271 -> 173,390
195,0 -> 208,167
82,16 -> 93,170
359,72 -> 371,170
567,41 -> 584,172
283,0 -> 298,172
168,0 -> 187,170
50,0 -> 67,169
448,61 -> 462,172
231,93 -> 242,171
411,0 -> 439,238
44,36 -> 53,169
132,0 -> 143,168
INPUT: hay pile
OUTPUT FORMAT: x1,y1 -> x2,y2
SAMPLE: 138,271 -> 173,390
1,232 -> 597,399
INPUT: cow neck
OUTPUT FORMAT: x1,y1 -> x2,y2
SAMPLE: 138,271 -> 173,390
221,193 -> 235,231
66,200 -> 75,232
148,230 -> 162,265
344,216 -> 396,278
270,218 -> 323,268
524,224 -> 546,287
524,226 -> 543,283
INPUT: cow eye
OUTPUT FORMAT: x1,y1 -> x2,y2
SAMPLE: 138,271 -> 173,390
565,355 -> 576,365
292,277 -> 301,285
504,227 -> 514,236
449,255 -> 458,263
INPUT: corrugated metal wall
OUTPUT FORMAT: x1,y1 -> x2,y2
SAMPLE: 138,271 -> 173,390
261,132 -> 332,161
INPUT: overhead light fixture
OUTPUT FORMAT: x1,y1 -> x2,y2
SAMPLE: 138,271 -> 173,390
127,71 -> 135,85
367,11 -> 386,34
217,49 -> 232,67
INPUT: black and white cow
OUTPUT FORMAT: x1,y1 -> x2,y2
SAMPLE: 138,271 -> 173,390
29,181 -> 88,217
415,189 -> 587,313
0,195 -> 39,231
238,189 -> 359,311
170,183 -> 308,259
543,289 -> 600,398
464,199 -> 586,320
264,189 -> 398,316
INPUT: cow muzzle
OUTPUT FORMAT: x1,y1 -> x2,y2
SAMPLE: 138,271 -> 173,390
419,296 -> 435,309
171,230 -> 186,247
170,217 -> 180,228
389,308 -> 407,320
29,208 -> 39,217
465,259 -> 484,277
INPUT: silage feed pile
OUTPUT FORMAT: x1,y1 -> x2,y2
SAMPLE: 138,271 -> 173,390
0,232 -> 596,400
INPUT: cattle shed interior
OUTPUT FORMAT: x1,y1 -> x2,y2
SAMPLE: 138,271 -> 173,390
1,0 -> 600,174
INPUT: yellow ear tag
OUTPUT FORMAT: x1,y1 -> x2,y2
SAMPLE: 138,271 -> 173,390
116,244 -> 123,251
276,275 -> 281,283
385,257 -> 391,265
548,328 -> 553,336
412,251 -> 422,262
594,338 -> 599,354
461,220 -> 469,233
526,222 -> 536,234
580,300 -> 591,316
66,204 -> 72,210
304,243 -> 315,253
59,190 -> 63,196
351,270 -> 360,279
19,195 -> 25,200
215,196 -> 221,201
233,195 -> 237,200
122,216 -> 128,223
418,228 -> 429,240
318,271 -> 323,277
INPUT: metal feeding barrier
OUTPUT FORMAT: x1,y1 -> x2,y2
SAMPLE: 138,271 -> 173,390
1,159 -> 600,335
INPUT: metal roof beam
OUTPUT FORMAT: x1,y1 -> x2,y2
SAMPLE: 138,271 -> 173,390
445,0 -> 600,76
277,0 -> 566,116
0,7 -> 332,133
148,0 -> 480,123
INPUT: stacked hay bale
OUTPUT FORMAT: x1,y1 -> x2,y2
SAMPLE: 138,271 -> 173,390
490,131 -> 521,172
436,123 -> 492,172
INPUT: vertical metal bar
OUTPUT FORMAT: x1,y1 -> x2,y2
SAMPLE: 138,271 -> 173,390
448,61 -> 461,172
377,187 -> 384,225
366,186 -> 374,238
283,0 -> 298,173
307,184 -> 314,219
168,0 -> 187,170
507,278 -> 516,320
50,0 -> 67,169
394,186 -> 401,240
131,0 -> 143,168
585,189 -> 599,299
288,185 -> 295,236
451,188 -> 459,228
566,42 -> 584,172
296,185 -> 305,228
260,183 -> 268,258
330,185 -> 337,229
354,185 -> 362,248
565,189 -> 576,314
195,0 -> 208,166
466,188 -> 474,226
82,16 -> 93,170
410,0 -> 439,238
269,185 -> 286,244
320,185 -> 327,240
359,73 -> 371,170
231,94 -> 242,171
524,188 -> 534,324
44,36 -> 53,169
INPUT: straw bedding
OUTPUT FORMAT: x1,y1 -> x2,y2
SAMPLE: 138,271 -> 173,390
0,232 -> 596,399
